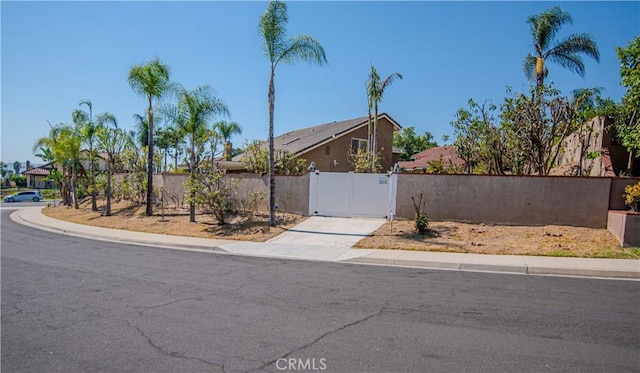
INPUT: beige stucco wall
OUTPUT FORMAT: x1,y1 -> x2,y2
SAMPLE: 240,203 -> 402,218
395,174 -> 612,228
607,211 -> 640,247
300,117 -> 397,173
154,173 -> 309,215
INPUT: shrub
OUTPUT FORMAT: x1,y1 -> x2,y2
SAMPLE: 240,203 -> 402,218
411,191 -> 428,234
624,182 -> 640,212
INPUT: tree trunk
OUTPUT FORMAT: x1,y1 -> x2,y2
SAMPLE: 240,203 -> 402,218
268,69 -> 276,226
72,162 -> 79,209
146,98 -> 154,216
189,143 -> 196,223
90,142 -> 97,211
106,159 -> 112,216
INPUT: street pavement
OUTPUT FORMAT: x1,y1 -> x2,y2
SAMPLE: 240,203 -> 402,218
2,209 -> 639,372
11,206 -> 640,279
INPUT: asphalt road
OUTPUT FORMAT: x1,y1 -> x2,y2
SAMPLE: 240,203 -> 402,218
2,209 -> 639,373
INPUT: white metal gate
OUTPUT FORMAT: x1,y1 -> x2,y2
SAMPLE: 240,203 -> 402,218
309,171 -> 397,219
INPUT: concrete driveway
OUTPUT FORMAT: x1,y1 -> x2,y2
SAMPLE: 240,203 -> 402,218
267,216 -> 386,248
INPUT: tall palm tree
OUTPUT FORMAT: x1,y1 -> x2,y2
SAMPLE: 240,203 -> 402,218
128,57 -> 172,216
161,85 -> 229,222
214,120 -> 242,160
259,0 -> 327,226
95,113 -> 132,216
523,6 -> 600,90
74,99 -> 100,211
366,65 -> 402,170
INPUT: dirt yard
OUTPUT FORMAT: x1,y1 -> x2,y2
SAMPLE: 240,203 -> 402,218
354,220 -> 639,259
42,199 -> 306,242
42,199 -> 638,258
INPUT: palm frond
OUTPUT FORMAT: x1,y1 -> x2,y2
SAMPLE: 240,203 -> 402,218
547,50 -> 585,77
259,0 -> 289,64
523,54 -> 537,81
277,34 -> 327,67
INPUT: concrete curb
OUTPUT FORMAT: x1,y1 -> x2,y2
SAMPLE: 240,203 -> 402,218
344,257 -> 640,279
9,207 -> 640,280
10,209 -> 228,255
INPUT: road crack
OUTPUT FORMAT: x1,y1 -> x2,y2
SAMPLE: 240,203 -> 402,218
251,306 -> 387,372
124,319 -> 224,370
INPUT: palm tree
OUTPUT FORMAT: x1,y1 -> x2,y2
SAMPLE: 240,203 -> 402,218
34,146 -> 55,163
259,0 -> 327,226
73,99 -> 100,211
95,112 -> 132,216
366,65 -> 402,170
523,6 -> 600,90
214,120 -> 242,160
35,123 -> 83,208
128,57 -> 172,216
161,85 -> 229,222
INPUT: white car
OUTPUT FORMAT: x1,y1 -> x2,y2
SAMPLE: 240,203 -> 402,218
3,190 -> 43,202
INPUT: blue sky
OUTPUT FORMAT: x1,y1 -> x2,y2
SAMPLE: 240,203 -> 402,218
2,1 -> 639,165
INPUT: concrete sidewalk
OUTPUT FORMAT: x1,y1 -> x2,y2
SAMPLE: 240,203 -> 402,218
10,207 -> 640,279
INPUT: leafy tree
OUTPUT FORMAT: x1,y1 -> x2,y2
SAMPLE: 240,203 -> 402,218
259,0 -> 327,226
12,161 -> 21,176
214,121 -> 242,160
367,65 -> 402,169
614,36 -> 640,174
34,123 -> 83,208
128,57 -> 172,216
95,112 -> 133,216
501,84 -> 595,175
184,164 -> 236,225
451,99 -> 506,174
523,6 -> 599,90
349,148 -> 382,173
240,140 -> 306,175
393,126 -> 438,161
161,85 -> 229,222
0,162 -> 9,184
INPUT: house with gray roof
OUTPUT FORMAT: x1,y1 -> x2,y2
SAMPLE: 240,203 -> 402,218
234,113 -> 402,173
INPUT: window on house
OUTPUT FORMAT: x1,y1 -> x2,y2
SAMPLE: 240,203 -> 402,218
351,138 -> 368,154
325,146 -> 330,155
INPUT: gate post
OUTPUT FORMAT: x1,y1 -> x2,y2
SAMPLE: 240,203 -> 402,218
308,171 -> 319,216
387,173 -> 398,221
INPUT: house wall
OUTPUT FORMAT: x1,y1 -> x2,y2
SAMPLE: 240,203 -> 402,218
555,116 -> 639,176
395,174 -> 612,228
300,117 -> 397,172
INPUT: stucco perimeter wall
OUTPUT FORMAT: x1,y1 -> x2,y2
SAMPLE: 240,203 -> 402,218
223,174 -> 310,216
395,174 -> 611,228
153,173 -> 309,215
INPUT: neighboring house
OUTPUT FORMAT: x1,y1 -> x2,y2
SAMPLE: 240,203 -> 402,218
553,116 -> 639,177
23,161 -> 55,189
397,146 -> 465,173
233,113 -> 403,172
80,150 -> 108,172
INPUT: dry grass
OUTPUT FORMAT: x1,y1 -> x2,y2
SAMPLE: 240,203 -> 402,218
354,220 -> 640,259
42,198 -> 306,242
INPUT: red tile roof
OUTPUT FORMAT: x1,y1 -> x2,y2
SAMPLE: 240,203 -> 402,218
23,167 -> 52,176
398,146 -> 465,170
